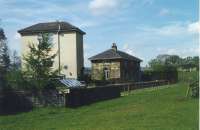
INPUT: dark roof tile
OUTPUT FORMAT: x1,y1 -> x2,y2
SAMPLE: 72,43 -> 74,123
89,49 -> 142,62
18,21 -> 85,35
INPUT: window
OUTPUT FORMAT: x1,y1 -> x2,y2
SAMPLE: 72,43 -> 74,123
104,68 -> 110,80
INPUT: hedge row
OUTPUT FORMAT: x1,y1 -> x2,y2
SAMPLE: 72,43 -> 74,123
141,70 -> 178,83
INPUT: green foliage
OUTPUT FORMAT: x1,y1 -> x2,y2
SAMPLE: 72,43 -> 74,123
190,81 -> 199,98
186,80 -> 199,98
0,28 -> 10,89
180,56 -> 199,71
178,71 -> 199,82
151,64 -> 177,72
10,50 -> 21,70
23,33 -> 57,90
6,69 -> 29,90
100,70 -> 105,81
0,83 -> 198,130
149,54 -> 199,71
142,64 -> 178,82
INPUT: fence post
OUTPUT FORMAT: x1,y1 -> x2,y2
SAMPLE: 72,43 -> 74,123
128,85 -> 130,95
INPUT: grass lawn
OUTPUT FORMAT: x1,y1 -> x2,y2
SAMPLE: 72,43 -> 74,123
0,82 -> 198,130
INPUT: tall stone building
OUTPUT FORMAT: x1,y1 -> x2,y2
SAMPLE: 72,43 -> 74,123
89,43 -> 142,82
18,21 -> 85,79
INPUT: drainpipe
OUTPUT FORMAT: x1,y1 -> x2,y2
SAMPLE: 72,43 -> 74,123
57,22 -> 61,75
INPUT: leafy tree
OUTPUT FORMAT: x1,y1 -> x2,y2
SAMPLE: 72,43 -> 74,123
193,56 -> 199,70
148,59 -> 162,69
6,50 -> 24,90
149,54 -> 198,71
180,56 -> 199,71
23,33 -> 58,91
165,55 -> 181,67
11,50 -> 21,70
0,28 -> 10,89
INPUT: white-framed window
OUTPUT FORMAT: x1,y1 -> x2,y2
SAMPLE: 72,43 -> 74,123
104,69 -> 110,80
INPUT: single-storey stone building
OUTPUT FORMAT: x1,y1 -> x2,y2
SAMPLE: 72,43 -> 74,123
89,43 -> 142,82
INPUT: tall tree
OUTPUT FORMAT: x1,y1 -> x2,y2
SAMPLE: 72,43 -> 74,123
23,33 -> 57,90
0,28 -> 10,89
11,50 -> 21,70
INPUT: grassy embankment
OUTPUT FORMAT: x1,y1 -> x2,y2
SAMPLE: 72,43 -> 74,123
0,71 -> 198,130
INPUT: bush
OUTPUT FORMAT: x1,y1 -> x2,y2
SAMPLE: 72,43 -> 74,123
141,65 -> 178,83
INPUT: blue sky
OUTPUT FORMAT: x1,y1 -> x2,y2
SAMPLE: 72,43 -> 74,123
0,0 -> 199,67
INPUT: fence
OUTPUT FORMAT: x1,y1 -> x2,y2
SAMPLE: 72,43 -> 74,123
0,80 -> 170,111
106,80 -> 170,92
0,89 -> 66,115
0,90 -> 33,115
65,86 -> 121,108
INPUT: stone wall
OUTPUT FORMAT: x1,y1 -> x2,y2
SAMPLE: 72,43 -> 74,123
91,61 -> 120,80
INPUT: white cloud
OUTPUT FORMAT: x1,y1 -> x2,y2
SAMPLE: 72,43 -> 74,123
84,52 -> 91,67
84,43 -> 91,50
159,8 -> 170,16
77,21 -> 98,28
138,21 -> 199,36
166,48 -> 176,55
14,32 -> 20,40
84,43 -> 93,67
156,47 -> 199,57
122,43 -> 135,55
89,0 -> 119,15
188,22 -> 200,33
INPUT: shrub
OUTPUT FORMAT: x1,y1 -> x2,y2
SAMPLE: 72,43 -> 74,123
141,65 -> 178,83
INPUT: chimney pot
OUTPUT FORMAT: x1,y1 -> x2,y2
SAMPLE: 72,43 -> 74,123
112,43 -> 117,51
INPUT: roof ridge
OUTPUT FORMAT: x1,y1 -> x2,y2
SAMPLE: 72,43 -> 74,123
89,48 -> 142,62
88,49 -> 113,60
117,50 -> 142,61
18,21 -> 85,35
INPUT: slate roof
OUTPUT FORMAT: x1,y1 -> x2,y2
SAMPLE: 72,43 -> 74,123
89,49 -> 142,62
18,21 -> 85,35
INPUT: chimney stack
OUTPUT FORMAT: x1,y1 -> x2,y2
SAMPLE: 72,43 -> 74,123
112,43 -> 117,51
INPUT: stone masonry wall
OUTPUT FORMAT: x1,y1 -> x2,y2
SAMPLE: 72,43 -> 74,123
91,61 -> 120,80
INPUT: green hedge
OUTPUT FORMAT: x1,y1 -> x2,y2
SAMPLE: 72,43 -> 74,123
141,65 -> 178,83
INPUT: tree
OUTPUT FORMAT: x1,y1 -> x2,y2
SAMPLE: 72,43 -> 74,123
11,50 -> 21,70
0,28 -> 10,89
180,56 -> 199,71
148,59 -> 162,69
165,55 -> 181,67
149,54 -> 199,71
23,33 -> 57,90
193,56 -> 199,70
